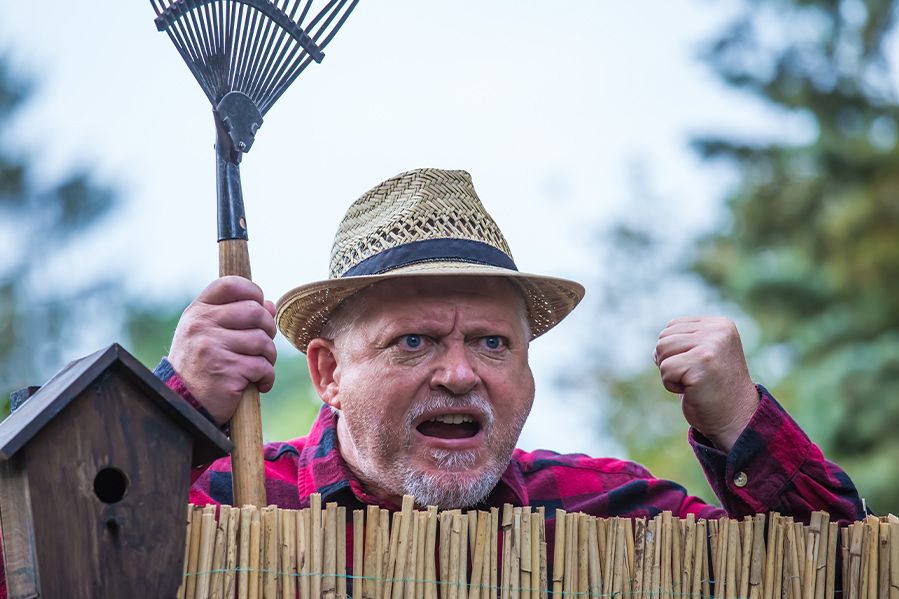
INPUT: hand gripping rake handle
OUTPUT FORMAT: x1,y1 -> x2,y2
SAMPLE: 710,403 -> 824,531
215,94 -> 267,509
152,0 -> 359,507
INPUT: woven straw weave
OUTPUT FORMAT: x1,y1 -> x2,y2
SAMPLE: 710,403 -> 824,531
329,169 -> 512,278
276,168 -> 585,352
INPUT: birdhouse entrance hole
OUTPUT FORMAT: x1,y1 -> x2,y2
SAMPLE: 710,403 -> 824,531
93,467 -> 129,504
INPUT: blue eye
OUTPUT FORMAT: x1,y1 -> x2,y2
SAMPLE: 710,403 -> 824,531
404,335 -> 423,349
483,336 -> 502,350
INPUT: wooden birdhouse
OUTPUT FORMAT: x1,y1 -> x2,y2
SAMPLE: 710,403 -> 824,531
0,344 -> 232,598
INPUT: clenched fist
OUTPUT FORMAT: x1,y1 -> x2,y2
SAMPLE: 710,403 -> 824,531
168,276 -> 278,426
654,317 -> 760,452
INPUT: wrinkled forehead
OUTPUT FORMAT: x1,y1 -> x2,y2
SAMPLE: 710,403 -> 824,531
326,275 -> 531,339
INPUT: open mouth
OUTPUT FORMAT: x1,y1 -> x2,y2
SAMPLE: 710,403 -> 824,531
416,414 -> 482,440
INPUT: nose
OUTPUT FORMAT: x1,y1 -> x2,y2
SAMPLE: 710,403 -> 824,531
430,342 -> 479,395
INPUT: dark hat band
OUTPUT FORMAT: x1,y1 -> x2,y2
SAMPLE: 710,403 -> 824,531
341,238 -> 518,277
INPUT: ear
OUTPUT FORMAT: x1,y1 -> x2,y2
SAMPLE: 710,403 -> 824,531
307,338 -> 342,410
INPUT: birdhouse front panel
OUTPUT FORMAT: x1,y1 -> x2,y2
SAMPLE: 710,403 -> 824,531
23,364 -> 193,598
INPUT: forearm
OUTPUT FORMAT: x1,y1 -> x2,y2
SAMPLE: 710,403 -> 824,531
692,386 -> 864,523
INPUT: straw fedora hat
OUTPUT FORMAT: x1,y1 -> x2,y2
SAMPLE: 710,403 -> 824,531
276,168 -> 585,352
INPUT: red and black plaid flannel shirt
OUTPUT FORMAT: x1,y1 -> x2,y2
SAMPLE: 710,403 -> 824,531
0,364 -> 864,599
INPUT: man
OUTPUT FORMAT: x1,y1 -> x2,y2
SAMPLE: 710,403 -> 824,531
0,168 -> 865,598
160,167 -> 862,524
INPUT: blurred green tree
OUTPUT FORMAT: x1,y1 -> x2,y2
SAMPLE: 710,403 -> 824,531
0,55 -> 119,416
588,0 -> 899,511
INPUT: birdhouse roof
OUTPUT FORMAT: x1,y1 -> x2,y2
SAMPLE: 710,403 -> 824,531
0,343 -> 232,465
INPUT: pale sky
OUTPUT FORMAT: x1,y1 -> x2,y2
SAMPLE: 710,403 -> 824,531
0,1 -> 797,456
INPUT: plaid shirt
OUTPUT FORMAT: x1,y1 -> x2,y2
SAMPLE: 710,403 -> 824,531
181,381 -> 862,523
0,368 -> 864,599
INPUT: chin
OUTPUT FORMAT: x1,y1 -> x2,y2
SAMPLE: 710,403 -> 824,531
400,451 -> 504,509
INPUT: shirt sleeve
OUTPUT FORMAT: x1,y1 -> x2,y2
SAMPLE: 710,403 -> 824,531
154,357 -> 226,484
690,385 -> 865,523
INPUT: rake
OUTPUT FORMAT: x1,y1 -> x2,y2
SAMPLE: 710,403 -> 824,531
151,0 -> 358,508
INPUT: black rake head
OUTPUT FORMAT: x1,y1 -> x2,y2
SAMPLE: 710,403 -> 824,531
152,0 -> 357,151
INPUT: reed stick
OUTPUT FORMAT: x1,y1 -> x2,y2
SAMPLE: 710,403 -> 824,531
311,494 -> 323,599
603,516 -> 615,598
209,506 -> 228,599
804,512 -> 821,599
355,510 -> 365,599
448,512 -> 461,599
646,516 -> 659,599
597,516 -> 608,586
393,496 -> 414,599
384,511 -> 403,599
692,517 -> 705,599
889,520 -> 899,599
458,511 -> 469,599
660,512 -> 672,599
825,522 -> 838,599
773,515 -> 784,599
469,511 -> 479,558
815,513 -> 831,599
738,517 -> 751,599
300,508 -> 312,599
749,514 -> 765,599
502,504 -> 514,599
415,511 -> 427,599
859,521 -> 871,599
728,517 -> 740,599
441,512 -> 452,599
878,522 -> 890,599
187,505 -> 204,599
405,509 -> 419,599
248,508 -> 261,599
381,510 -> 391,599
365,505 -> 380,599
575,514 -> 588,599
682,514 -> 695,598
223,506 -> 240,599
262,506 -> 278,599
237,506 -> 253,599
509,508 -> 521,599
668,514 -> 680,599
195,506 -> 217,599
531,512 -> 541,599
338,506 -> 347,599
426,506 -> 439,599
700,519 -> 710,599
849,523 -> 863,599
491,507 -> 500,599
471,511 -> 489,597
281,509 -> 297,599
552,509 -> 566,597
867,516 -> 880,599
521,510 -> 532,598
538,510 -> 548,599
322,503 -> 337,599
633,517 -> 646,599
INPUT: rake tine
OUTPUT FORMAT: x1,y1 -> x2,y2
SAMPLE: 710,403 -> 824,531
295,0 -> 314,29
244,8 -> 283,103
194,1 -> 219,95
260,0 -> 354,112
243,8 -> 280,102
248,2 -> 295,103
177,3 -> 218,96
234,6 -> 261,93
313,0 -> 357,50
257,0 -> 340,110
228,1 -> 247,93
162,10 -> 218,104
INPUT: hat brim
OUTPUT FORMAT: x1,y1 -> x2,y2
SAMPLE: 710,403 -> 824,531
275,262 -> 585,353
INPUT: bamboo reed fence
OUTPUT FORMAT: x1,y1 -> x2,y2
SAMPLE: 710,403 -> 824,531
179,495 -> 898,599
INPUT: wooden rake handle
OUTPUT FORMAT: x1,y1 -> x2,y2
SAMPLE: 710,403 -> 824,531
219,238 -> 267,508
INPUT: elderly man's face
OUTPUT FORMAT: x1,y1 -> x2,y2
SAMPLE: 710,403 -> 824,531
309,276 -> 534,508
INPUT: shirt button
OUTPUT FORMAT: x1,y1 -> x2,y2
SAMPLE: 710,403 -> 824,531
733,471 -> 748,488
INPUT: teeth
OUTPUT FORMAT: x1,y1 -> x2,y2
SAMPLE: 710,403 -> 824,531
428,414 -> 474,424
